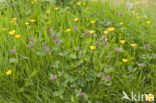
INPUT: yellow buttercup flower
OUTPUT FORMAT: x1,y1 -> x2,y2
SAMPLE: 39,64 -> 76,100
90,45 -> 96,50
93,0 -> 96,2
131,44 -> 136,47
137,16 -> 141,19
9,30 -> 16,35
77,2 -> 81,5
15,34 -> 21,38
120,40 -> 126,44
135,2 -> 140,5
83,2 -> 86,5
54,8 -> 59,11
119,22 -> 124,25
74,17 -> 79,22
2,28 -> 6,31
31,1 -> 34,4
146,94 -> 154,101
46,10 -> 51,14
89,30 -> 95,34
141,0 -> 145,4
107,27 -> 115,31
9,20 -> 14,23
122,59 -> 128,63
12,18 -> 17,21
66,29 -> 71,32
25,22 -> 29,25
103,30 -> 109,34
6,70 -> 12,75
145,5 -> 149,8
90,21 -> 95,24
146,21 -> 151,24
30,19 -> 36,23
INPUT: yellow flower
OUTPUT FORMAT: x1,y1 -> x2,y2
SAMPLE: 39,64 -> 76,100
6,70 -> 12,75
2,28 -> 6,31
119,22 -> 124,25
135,2 -> 140,5
131,10 -> 135,14
103,30 -> 109,34
77,2 -> 81,5
25,22 -> 29,25
120,40 -> 126,44
89,30 -> 95,34
9,20 -> 14,23
83,2 -> 86,5
66,29 -> 71,32
146,94 -> 154,101
90,21 -> 95,24
12,18 -> 17,21
89,45 -> 96,50
9,30 -> 16,35
107,27 -> 115,31
15,34 -> 21,38
34,0 -> 37,2
141,0 -> 145,4
122,59 -> 128,63
30,19 -> 36,23
31,1 -> 34,4
54,8 -> 59,11
145,5 -> 149,8
93,0 -> 96,2
131,44 -> 136,47
146,21 -> 151,24
137,16 -> 141,19
74,17 -> 79,22
46,10 -> 51,14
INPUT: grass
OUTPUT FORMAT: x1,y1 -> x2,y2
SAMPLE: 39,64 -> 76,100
0,0 -> 155,102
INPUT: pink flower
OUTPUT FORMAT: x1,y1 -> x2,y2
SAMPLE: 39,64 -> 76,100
80,92 -> 85,97
139,63 -> 144,68
29,44 -> 33,48
78,47 -> 81,51
81,52 -> 84,56
45,48 -> 50,53
11,49 -> 16,54
106,75 -> 111,80
101,36 -> 107,40
43,42 -> 47,46
95,41 -> 100,45
107,23 -> 111,26
102,42 -> 106,46
29,37 -> 35,41
49,29 -> 53,33
85,31 -> 88,36
73,26 -> 78,30
109,53 -> 112,57
55,40 -> 59,44
51,76 -> 56,82
99,73 -> 104,77
115,48 -> 120,52
144,44 -> 149,49
51,35 -> 55,38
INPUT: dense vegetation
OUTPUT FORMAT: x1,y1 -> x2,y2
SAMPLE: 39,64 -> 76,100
0,0 -> 155,102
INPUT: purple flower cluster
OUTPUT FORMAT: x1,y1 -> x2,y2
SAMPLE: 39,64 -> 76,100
11,49 -> 16,54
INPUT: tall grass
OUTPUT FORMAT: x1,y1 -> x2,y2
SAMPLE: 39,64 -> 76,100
0,0 -> 155,102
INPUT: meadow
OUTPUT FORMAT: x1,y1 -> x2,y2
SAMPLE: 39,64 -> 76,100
0,0 -> 156,103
